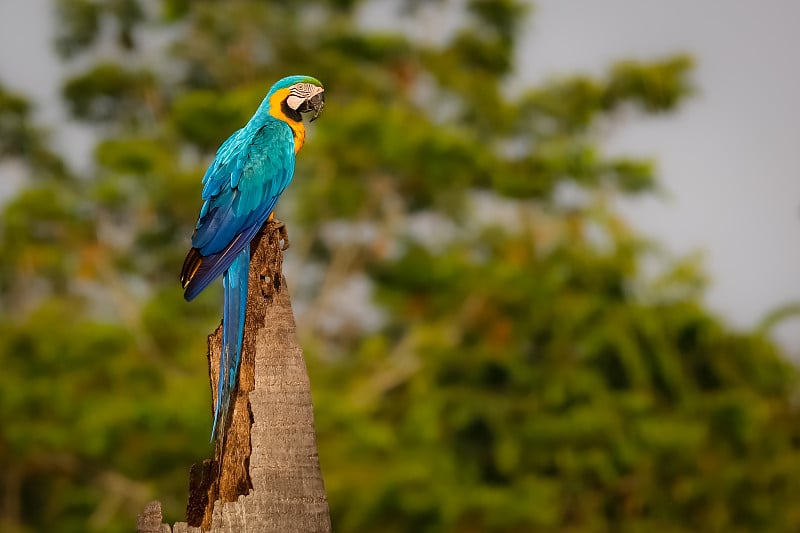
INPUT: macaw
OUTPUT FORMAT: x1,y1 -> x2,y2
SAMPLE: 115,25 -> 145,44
180,75 -> 325,442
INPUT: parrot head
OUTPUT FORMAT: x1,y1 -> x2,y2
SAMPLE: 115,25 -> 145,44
266,75 -> 325,122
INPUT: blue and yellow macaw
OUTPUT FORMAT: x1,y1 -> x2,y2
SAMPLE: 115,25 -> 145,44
180,75 -> 324,442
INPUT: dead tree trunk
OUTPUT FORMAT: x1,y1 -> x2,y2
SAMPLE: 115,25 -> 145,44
138,221 -> 331,533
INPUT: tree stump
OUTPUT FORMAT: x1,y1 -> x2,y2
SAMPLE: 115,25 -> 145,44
137,221 -> 331,533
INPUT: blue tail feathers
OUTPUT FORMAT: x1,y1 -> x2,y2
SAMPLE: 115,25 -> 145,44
211,248 -> 250,442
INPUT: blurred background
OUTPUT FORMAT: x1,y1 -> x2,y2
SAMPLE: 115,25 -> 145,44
0,1 -> 799,531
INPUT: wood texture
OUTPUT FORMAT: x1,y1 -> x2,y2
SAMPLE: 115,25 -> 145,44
138,221 -> 331,533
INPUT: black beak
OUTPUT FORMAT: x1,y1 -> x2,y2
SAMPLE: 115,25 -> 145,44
299,92 -> 325,122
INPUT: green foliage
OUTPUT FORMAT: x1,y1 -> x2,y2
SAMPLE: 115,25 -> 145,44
314,224 -> 800,531
0,85 -> 65,177
607,56 -> 694,112
0,1 -> 797,532
0,69 -> 211,533
62,63 -> 156,123
54,0 -> 101,58
55,0 -> 143,57
171,89 -> 257,150
0,87 -> 32,154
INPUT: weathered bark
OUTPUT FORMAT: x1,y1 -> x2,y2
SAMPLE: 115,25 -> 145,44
138,221 -> 331,533
137,501 -> 174,533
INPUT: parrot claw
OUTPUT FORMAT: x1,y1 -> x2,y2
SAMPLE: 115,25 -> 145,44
270,218 -> 290,250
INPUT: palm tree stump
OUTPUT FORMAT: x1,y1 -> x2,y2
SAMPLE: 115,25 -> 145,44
137,221 -> 331,533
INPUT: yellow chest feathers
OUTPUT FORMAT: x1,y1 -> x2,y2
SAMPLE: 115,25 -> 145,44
268,88 -> 306,153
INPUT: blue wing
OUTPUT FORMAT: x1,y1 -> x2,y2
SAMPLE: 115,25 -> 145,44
181,118 -> 296,301
181,117 -> 296,442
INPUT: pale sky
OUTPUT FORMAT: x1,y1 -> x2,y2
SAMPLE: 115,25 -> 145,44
1,0 -> 798,352
522,1 -> 800,352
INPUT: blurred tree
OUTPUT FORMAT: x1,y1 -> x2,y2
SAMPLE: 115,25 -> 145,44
0,0 -> 798,531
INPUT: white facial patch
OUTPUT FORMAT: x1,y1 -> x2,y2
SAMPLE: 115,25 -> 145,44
286,94 -> 304,110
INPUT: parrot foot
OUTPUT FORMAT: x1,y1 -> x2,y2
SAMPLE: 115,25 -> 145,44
270,219 -> 290,251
